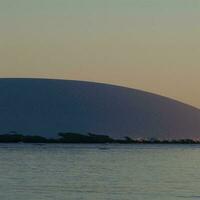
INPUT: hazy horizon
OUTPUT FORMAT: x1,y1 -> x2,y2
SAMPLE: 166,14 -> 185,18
0,0 -> 199,108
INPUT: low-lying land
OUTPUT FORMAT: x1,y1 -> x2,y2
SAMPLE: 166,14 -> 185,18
0,132 -> 199,144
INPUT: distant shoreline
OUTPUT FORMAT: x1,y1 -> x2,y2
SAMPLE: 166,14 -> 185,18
0,132 -> 199,144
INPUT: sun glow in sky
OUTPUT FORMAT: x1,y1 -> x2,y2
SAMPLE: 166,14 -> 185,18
0,0 -> 199,107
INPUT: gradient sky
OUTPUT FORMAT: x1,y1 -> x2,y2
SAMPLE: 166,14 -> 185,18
0,0 -> 199,107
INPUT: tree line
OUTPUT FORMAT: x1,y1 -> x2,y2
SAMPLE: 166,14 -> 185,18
0,132 -> 199,144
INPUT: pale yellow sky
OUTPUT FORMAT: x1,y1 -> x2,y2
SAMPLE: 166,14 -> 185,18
0,0 -> 199,107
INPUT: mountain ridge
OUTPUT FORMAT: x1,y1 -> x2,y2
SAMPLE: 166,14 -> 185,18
0,78 -> 200,139
1,77 -> 199,110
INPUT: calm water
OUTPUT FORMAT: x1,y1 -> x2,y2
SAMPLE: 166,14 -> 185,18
0,144 -> 200,200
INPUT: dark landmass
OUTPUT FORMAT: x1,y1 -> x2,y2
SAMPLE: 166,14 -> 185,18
0,78 -> 200,139
0,132 -> 199,144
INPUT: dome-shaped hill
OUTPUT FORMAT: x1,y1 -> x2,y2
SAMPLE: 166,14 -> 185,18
0,78 -> 200,139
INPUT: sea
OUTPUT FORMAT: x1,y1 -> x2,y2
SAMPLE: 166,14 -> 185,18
0,143 -> 199,200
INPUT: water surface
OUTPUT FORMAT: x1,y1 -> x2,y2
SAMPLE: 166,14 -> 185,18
0,144 -> 199,200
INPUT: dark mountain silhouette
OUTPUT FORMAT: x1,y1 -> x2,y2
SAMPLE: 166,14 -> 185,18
0,78 -> 200,139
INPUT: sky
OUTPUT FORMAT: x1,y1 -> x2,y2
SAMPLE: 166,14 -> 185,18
0,0 -> 200,108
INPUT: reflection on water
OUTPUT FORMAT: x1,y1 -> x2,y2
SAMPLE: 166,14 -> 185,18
0,144 -> 200,200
